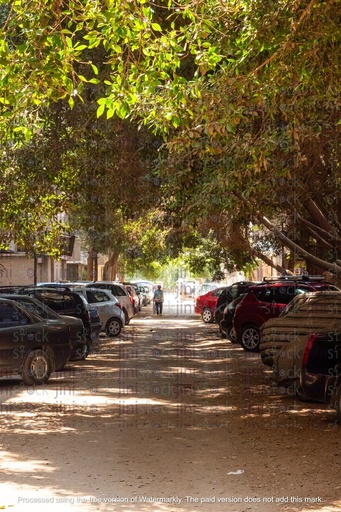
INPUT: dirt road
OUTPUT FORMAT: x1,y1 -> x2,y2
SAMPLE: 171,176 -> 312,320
0,299 -> 340,511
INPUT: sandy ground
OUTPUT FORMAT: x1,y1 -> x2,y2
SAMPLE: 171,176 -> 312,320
0,295 -> 340,512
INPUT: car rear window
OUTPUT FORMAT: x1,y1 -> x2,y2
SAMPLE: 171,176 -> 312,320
86,290 -> 109,303
35,292 -> 67,312
254,286 -> 309,304
112,286 -> 127,296
16,299 -> 60,320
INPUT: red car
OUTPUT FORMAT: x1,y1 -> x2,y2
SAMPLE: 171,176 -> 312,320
232,276 -> 338,352
195,287 -> 225,323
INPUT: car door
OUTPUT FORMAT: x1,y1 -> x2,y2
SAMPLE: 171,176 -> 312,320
0,302 -> 41,373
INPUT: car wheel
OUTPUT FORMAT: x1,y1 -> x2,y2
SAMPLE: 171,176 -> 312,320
106,318 -> 122,337
22,349 -> 52,385
295,385 -> 318,403
240,324 -> 260,352
219,320 -> 227,338
80,340 -> 91,360
201,308 -> 214,323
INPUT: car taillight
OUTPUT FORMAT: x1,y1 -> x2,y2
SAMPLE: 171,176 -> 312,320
116,303 -> 122,309
302,334 -> 319,365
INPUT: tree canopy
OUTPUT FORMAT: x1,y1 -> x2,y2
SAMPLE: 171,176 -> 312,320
0,0 -> 340,278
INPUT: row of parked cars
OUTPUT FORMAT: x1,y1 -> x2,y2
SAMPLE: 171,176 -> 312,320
0,280 -> 146,386
195,275 -> 341,421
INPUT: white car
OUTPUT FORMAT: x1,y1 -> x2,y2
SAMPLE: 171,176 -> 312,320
74,287 -> 126,337
84,282 -> 135,324
132,281 -> 154,304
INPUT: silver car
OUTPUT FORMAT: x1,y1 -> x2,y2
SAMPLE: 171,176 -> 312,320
86,281 -> 135,324
74,287 -> 126,337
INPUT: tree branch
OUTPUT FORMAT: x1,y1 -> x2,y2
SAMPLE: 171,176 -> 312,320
234,192 -> 341,275
250,248 -> 294,276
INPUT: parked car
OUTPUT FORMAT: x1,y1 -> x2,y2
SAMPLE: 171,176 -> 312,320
232,275 -> 338,352
122,282 -> 141,313
132,281 -> 154,304
197,283 -> 221,296
0,297 -> 71,385
215,281 -> 258,335
73,287 -> 125,337
195,287 -> 225,323
297,331 -> 341,423
85,282 -> 135,324
0,293 -> 86,363
136,284 -> 149,306
260,291 -> 341,368
19,287 -> 101,359
271,293 -> 341,385
88,305 -> 103,343
219,293 -> 247,340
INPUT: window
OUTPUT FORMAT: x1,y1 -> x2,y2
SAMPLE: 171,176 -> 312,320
0,304 -> 30,328
111,286 -> 126,297
37,292 -> 67,312
86,290 -> 108,303
255,288 -> 276,303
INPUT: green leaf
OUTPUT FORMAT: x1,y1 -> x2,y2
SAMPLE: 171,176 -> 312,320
91,63 -> 99,75
152,23 -> 162,32
96,104 -> 105,117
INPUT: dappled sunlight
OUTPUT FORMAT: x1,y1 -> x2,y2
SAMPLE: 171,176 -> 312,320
0,308 -> 340,511
0,450 -> 54,475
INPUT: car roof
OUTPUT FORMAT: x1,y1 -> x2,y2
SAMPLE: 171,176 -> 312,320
250,281 -> 333,290
74,287 -> 118,298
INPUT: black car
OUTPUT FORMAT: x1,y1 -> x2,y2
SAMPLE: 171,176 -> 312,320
0,294 -> 87,363
18,287 -> 99,359
219,293 -> 247,340
299,332 -> 341,421
215,281 -> 258,334
0,297 -> 71,385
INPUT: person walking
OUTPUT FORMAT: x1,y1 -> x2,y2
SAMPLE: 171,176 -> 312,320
153,285 -> 164,315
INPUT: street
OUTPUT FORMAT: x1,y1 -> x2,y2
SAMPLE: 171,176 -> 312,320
0,297 -> 340,511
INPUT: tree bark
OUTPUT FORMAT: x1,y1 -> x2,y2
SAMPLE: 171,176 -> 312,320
103,251 -> 119,281
87,250 -> 98,281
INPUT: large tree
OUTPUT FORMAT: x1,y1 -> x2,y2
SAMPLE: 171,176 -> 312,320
0,1 -> 340,276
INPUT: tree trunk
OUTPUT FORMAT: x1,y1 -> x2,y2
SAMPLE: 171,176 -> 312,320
103,251 -> 119,281
87,250 -> 98,281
